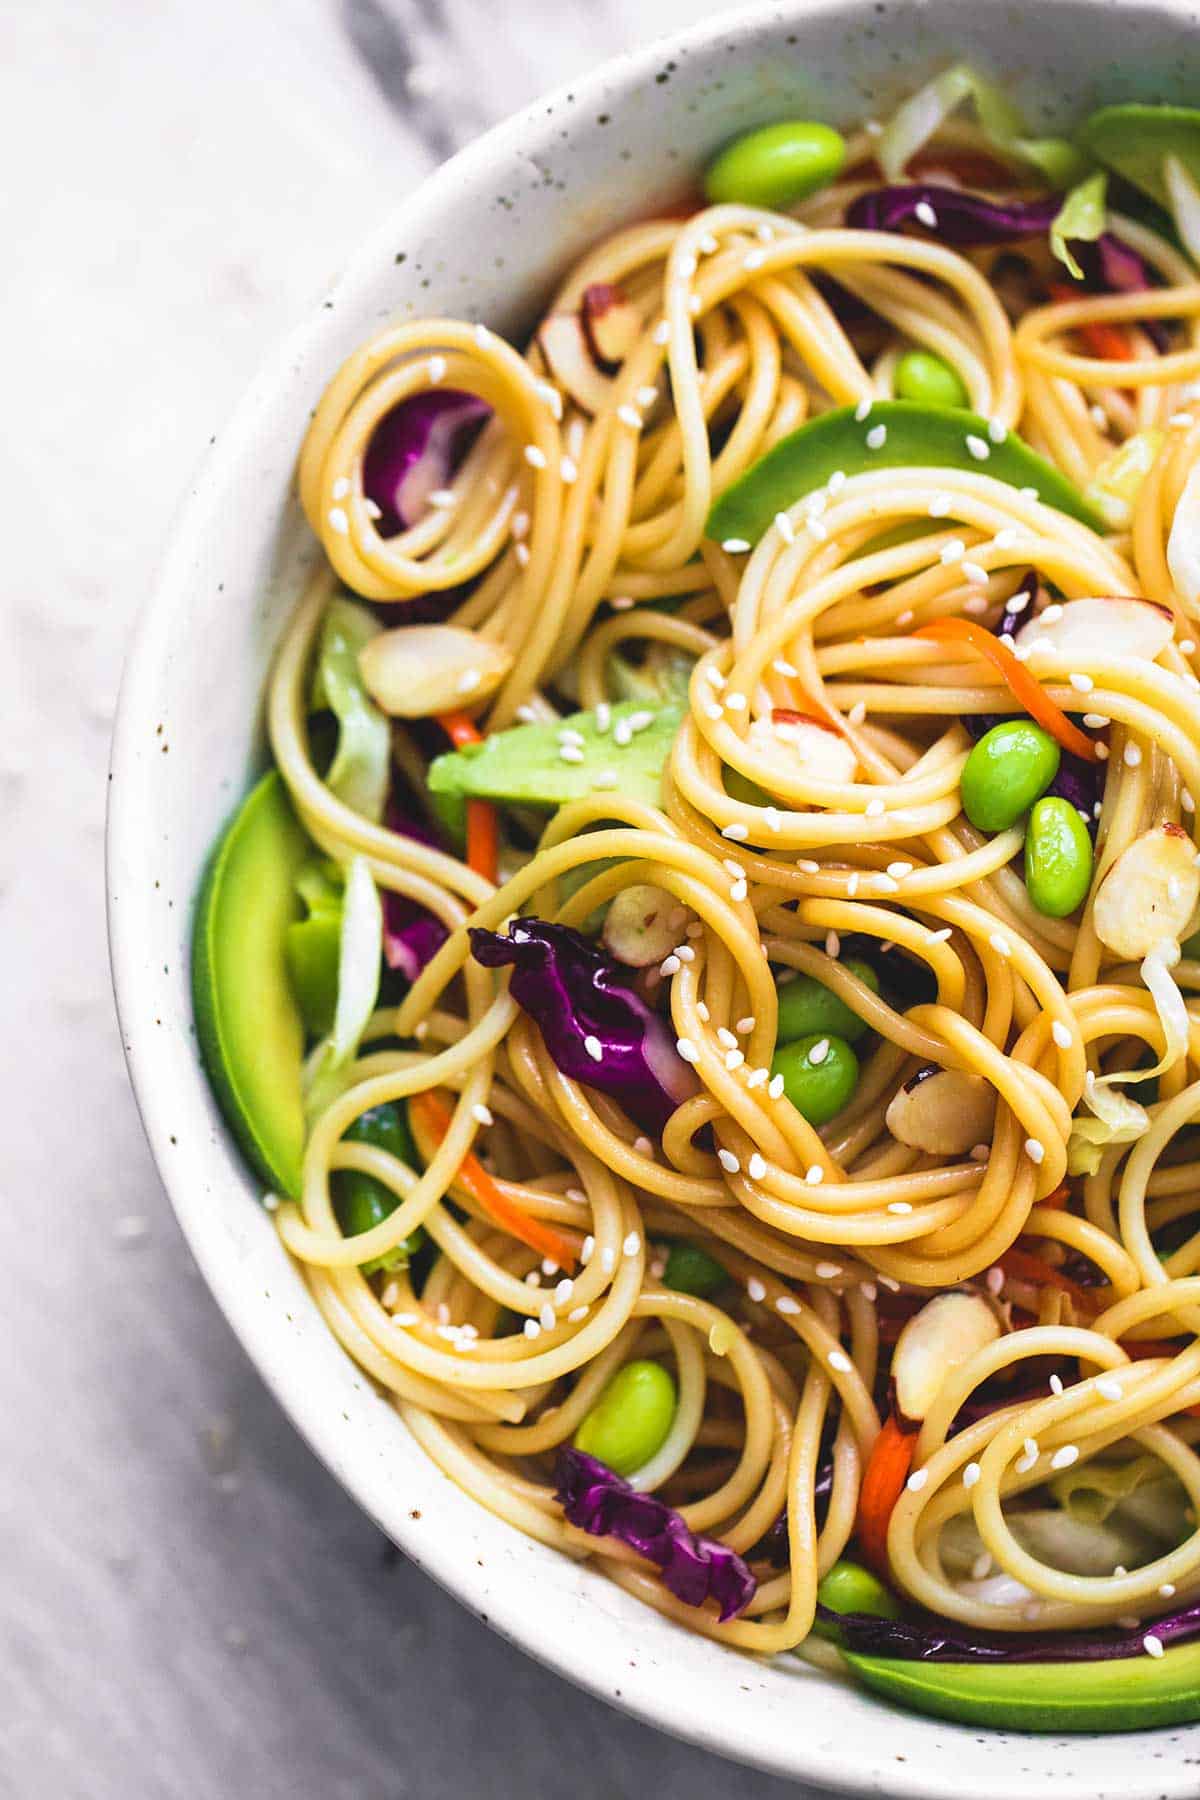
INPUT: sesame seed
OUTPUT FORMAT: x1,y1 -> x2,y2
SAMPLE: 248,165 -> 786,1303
848,701 -> 867,726
428,355 -> 447,383
675,944 -> 696,963
593,771 -> 619,789
825,931 -> 840,958
722,822 -> 750,841
914,199 -> 938,228
768,1073 -> 785,1099
865,797 -> 885,817
736,1015 -> 755,1034
772,657 -> 798,677
718,1147 -> 741,1174
717,1025 -> 738,1048
809,1037 -> 831,1065
747,1275 -> 767,1301
633,1136 -> 653,1156
1016,1438 -> 1039,1473
888,1201 -> 913,1215
601,1246 -> 616,1273
729,880 -> 748,904
1024,1137 -> 1046,1165
746,1066 -> 768,1088
940,538 -> 966,564
828,470 -> 848,494
961,560 -> 989,585
887,861 -> 913,878
965,435 -> 990,461
610,594 -> 635,610
1050,1373 -> 1064,1395
1081,712 -> 1106,729
1124,742 -> 1142,767
699,231 -> 719,254
724,690 -> 747,712
829,1349 -> 853,1373
676,1037 -> 700,1063
1144,1634 -> 1165,1659
536,380 -> 564,419
428,488 -> 456,509
725,1047 -> 745,1070
331,476 -> 350,501
929,927 -> 953,943
703,700 -> 724,721
1050,1444 -> 1078,1469
677,251 -> 697,278
537,1302 -> 555,1331
855,396 -> 873,422
777,1293 -> 801,1314
456,668 -> 481,694
524,444 -> 547,469
471,1102 -> 494,1127
987,418 -> 1008,444
847,873 -> 860,897
743,248 -> 767,271
362,498 -> 382,520
581,1235 -> 595,1264
653,319 -> 670,346
583,1034 -> 603,1062
328,506 -> 349,535
989,932 -> 1012,957
815,1260 -> 841,1277
514,542 -> 531,568
1160,1582 -> 1177,1598
1069,671 -> 1095,693
806,1165 -> 825,1186
906,1467 -> 928,1491
567,1305 -> 589,1323
775,511 -> 796,544
747,1152 -> 767,1180
623,1231 -> 641,1257
1096,1376 -> 1123,1401
722,537 -> 751,554
617,405 -> 643,430
1052,1020 -> 1073,1049
928,493 -> 953,517
1182,638 -> 1196,654
559,743 -> 584,764
896,609 -> 914,628
635,384 -> 659,410
866,424 -> 888,450
474,323 -> 492,348
523,1318 -> 542,1340
963,595 -> 987,615
560,455 -> 578,484
659,954 -> 681,977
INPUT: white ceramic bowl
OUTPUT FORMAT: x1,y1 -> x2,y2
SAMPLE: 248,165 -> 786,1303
108,2 -> 1200,1791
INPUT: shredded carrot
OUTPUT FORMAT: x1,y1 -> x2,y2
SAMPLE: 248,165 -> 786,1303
435,710 -> 499,883
997,1245 -> 1099,1313
410,1090 -> 578,1271
1037,1182 -> 1072,1212
914,618 -> 1101,762
1049,285 -> 1137,363
856,1413 -> 918,1574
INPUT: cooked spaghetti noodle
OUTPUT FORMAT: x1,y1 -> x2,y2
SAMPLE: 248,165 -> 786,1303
195,78 -> 1200,1707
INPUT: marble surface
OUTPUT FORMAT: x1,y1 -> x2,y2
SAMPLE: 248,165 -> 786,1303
4,1 -> 832,1795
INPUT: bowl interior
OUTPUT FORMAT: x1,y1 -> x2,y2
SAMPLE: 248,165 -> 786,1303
108,2 -> 1200,1792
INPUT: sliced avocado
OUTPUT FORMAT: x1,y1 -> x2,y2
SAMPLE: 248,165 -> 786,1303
284,858 -> 345,1038
427,699 -> 684,818
1080,103 -> 1200,207
706,402 -> 1107,546
844,1639 -> 1200,1731
192,770 -> 311,1199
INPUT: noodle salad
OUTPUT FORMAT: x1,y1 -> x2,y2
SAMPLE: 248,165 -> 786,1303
192,71 -> 1200,1731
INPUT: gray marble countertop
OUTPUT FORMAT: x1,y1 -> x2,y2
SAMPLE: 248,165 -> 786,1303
3,3 -> 832,1793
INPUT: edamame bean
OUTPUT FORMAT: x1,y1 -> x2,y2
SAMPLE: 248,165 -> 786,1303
770,1033 -> 858,1125
1024,795 -> 1094,917
663,1242 -> 727,1296
813,1559 -> 903,1638
776,958 -> 880,1045
894,347 -> 969,410
704,120 -> 847,210
960,720 -> 1061,833
574,1359 -> 677,1475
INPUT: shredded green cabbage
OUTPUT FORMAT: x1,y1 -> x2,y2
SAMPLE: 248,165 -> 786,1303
876,65 -> 1088,188
311,597 -> 391,822
1050,172 -> 1108,280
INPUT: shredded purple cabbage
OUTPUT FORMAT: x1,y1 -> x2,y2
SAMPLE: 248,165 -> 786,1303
846,184 -> 1059,246
382,799 -> 449,981
468,919 -> 698,1136
1071,233 -> 1169,350
822,1598 -> 1200,1664
996,570 -> 1039,642
556,1448 -> 755,1621
362,390 -> 490,537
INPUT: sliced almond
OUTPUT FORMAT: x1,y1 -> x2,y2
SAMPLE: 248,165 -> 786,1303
537,313 -> 614,415
747,711 -> 859,790
1017,596 -> 1174,664
582,283 -> 642,365
1092,822 -> 1200,959
602,884 -> 680,967
892,1292 -> 1002,1424
885,1066 -> 997,1156
357,624 -> 512,718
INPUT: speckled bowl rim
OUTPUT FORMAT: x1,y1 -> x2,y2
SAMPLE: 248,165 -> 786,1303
108,1 -> 1200,1792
